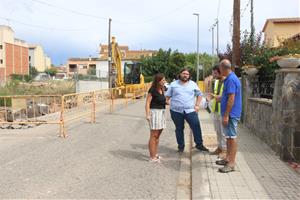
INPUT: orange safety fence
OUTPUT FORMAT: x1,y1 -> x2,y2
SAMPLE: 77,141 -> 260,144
0,83 -> 151,138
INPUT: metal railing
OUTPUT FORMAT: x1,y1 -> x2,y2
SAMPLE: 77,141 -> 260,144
251,76 -> 275,99
0,83 -> 151,138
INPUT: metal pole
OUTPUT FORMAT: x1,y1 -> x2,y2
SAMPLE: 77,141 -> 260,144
193,13 -> 200,83
250,0 -> 254,48
216,19 -> 219,54
108,18 -> 112,89
212,27 -> 215,57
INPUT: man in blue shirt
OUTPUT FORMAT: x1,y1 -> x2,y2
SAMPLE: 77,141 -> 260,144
216,59 -> 242,173
166,68 -> 209,153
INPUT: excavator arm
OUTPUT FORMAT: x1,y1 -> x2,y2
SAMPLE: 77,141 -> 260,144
111,37 -> 124,87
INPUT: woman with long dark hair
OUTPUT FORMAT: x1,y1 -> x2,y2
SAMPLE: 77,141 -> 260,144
145,73 -> 167,163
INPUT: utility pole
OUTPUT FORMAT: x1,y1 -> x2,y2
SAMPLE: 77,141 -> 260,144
108,18 -> 112,89
250,0 -> 255,48
210,19 -> 218,67
232,0 -> 241,70
193,13 -> 200,82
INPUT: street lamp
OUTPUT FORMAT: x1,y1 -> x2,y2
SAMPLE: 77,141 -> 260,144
193,13 -> 200,83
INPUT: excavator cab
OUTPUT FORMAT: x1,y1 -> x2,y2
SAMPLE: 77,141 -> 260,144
123,62 -> 143,84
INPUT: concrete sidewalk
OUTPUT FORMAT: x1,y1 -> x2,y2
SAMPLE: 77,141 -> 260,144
193,110 -> 300,199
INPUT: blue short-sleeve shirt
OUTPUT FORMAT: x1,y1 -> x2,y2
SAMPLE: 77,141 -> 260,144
221,72 -> 242,118
165,80 -> 203,113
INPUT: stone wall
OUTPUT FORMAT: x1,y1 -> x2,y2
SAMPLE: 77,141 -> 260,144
243,68 -> 300,162
244,98 -> 276,148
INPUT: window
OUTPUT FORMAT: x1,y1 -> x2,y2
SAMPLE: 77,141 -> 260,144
29,56 -> 31,61
0,59 -> 3,64
0,45 -> 2,49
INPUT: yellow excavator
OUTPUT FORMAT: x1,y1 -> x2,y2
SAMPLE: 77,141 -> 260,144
111,36 -> 145,88
110,36 -> 146,98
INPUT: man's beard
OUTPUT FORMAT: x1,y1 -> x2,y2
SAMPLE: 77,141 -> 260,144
180,76 -> 188,82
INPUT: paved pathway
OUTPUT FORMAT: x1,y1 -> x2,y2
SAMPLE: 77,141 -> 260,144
193,110 -> 300,199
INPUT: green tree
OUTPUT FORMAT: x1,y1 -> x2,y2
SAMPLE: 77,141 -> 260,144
140,49 -> 217,82
29,67 -> 38,79
220,30 -> 300,79
45,68 -> 58,77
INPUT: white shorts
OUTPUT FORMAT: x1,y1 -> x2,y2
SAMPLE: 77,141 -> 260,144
149,109 -> 166,130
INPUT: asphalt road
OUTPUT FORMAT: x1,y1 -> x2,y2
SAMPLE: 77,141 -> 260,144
0,100 -> 183,199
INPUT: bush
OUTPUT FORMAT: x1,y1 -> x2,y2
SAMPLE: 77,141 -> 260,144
10,74 -> 32,82
29,67 -> 39,78
220,31 -> 300,79
87,68 -> 96,75
45,68 -> 58,77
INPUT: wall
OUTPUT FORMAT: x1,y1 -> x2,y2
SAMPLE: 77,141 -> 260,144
243,69 -> 300,162
30,46 -> 47,72
45,56 -> 51,69
0,26 -> 28,85
4,43 -> 29,80
76,80 -> 109,93
244,98 -> 276,149
272,69 -> 300,161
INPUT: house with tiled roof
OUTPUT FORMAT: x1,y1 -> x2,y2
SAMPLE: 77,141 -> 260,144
67,44 -> 156,78
262,17 -> 300,47
99,44 -> 156,59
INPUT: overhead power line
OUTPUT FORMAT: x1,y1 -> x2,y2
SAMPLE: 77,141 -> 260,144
31,0 -> 108,20
0,16 -> 92,31
241,0 -> 251,18
117,0 -> 198,24
31,0 -> 199,25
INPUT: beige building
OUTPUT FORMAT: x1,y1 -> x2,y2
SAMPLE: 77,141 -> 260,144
29,45 -> 51,72
262,17 -> 300,47
99,44 -> 156,59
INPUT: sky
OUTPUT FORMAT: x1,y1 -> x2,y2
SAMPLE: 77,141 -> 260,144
0,0 -> 299,65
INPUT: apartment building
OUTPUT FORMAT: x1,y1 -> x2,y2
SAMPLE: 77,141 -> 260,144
0,25 -> 29,85
29,44 -> 51,72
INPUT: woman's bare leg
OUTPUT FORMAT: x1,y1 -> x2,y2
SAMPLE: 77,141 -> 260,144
149,130 -> 159,159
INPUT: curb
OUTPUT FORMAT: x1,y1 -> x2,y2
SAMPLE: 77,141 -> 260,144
176,127 -> 192,200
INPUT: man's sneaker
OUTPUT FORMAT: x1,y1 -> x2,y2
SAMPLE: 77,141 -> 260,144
178,145 -> 185,153
178,148 -> 184,153
196,144 -> 209,152
218,165 -> 235,173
